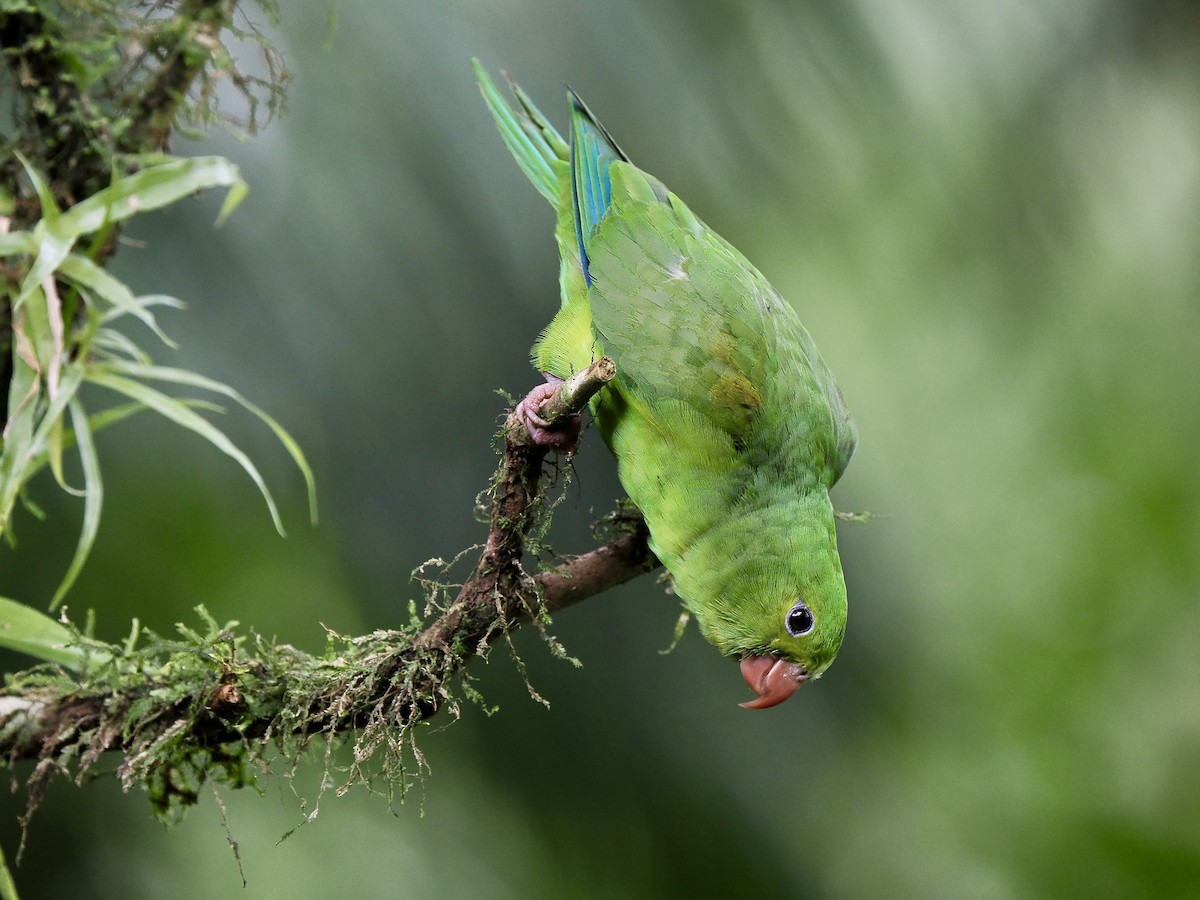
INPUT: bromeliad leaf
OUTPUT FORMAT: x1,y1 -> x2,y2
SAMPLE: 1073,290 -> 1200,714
13,227 -> 72,314
58,253 -> 179,348
57,156 -> 247,236
0,231 -> 37,256
2,153 -> 308,614
102,362 -> 318,526
0,312 -> 46,534
0,595 -> 103,670
0,362 -> 87,532
84,369 -> 289,537
47,399 -> 104,610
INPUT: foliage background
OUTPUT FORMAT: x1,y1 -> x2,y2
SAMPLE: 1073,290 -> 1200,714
2,0 -> 1198,896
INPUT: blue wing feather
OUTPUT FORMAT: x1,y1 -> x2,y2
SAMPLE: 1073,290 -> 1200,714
569,91 -> 627,286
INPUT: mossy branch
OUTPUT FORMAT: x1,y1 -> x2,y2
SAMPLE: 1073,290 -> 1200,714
0,2 -> 657,850
0,357 -> 659,832
117,0 -> 239,155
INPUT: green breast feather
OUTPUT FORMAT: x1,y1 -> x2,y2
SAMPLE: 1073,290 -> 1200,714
475,62 -> 857,708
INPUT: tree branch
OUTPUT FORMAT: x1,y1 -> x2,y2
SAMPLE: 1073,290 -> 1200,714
0,2 -> 653,837
0,357 -> 660,822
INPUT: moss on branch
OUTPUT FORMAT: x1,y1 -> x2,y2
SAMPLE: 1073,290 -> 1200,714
0,357 -> 658,839
0,2 -> 659,857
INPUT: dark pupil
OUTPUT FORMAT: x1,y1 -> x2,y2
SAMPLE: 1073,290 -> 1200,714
787,605 -> 814,636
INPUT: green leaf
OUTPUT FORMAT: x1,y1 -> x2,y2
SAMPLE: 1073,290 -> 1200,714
91,328 -> 153,364
103,362 -> 318,526
9,156 -> 72,313
48,399 -> 104,610
0,313 -> 42,536
58,253 -> 178,348
14,282 -> 52,372
25,363 -> 86,463
58,156 -> 248,237
14,150 -> 61,226
85,369 -> 288,536
119,293 -> 187,313
0,230 -> 37,255
13,227 -> 73,313
46,414 -> 78,496
1,359 -> 89,528
22,398 -> 227,487
0,833 -> 18,900
0,595 -> 94,669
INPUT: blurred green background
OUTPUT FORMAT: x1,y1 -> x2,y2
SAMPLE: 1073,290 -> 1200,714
3,0 -> 1200,897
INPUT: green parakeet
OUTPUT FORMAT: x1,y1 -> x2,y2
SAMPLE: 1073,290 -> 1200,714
475,62 -> 857,708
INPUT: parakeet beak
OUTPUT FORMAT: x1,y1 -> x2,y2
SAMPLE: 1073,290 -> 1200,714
739,654 -> 807,709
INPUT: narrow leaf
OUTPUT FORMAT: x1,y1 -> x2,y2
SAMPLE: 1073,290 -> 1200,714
43,280 -> 73,493
0,231 -> 37,255
6,358 -> 89,515
215,180 -> 249,226
105,362 -> 318,525
0,595 -> 93,669
14,151 -> 61,226
58,156 -> 247,237
59,253 -> 177,347
0,312 -> 42,535
21,399 -> 169,482
48,398 -> 104,610
26,364 -> 87,464
85,370 -> 286,535
0,835 -> 18,900
13,227 -> 73,313
91,328 -> 153,364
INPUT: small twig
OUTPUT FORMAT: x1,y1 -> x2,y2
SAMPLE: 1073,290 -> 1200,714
505,356 -> 616,445
535,531 -> 658,613
211,784 -> 246,888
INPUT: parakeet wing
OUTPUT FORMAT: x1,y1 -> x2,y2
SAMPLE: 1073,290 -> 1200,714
584,164 -> 856,481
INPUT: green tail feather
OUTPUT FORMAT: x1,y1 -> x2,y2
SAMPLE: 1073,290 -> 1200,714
475,60 -> 630,288
473,59 -> 566,205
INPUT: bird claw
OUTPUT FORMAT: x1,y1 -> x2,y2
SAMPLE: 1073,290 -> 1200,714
516,375 -> 581,453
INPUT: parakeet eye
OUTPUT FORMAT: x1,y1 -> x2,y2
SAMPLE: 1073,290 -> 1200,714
785,602 -> 815,637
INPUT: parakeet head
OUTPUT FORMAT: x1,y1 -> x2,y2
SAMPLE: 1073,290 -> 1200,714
666,490 -> 848,709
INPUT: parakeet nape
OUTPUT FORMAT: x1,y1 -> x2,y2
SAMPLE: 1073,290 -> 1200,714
475,62 -> 857,709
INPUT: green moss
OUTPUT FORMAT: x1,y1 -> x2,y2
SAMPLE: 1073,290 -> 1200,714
0,1 -> 288,210
2,607 -> 441,827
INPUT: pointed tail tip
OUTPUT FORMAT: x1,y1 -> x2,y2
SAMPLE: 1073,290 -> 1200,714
566,87 -> 629,164
566,86 -> 586,114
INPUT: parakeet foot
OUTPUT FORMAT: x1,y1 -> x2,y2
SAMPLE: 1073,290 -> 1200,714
516,375 -> 581,453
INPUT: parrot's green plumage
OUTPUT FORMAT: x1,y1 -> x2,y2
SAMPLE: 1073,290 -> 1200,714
475,62 -> 857,707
